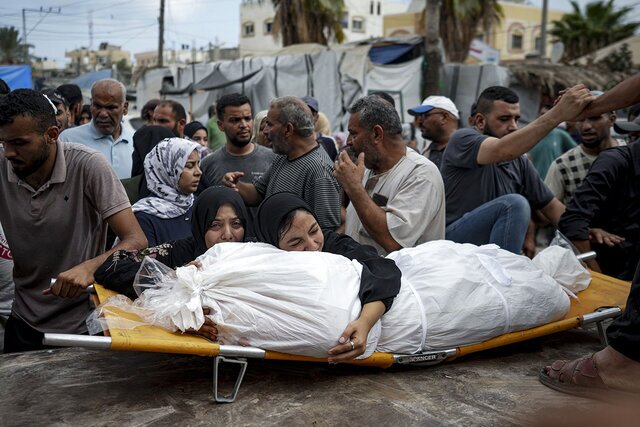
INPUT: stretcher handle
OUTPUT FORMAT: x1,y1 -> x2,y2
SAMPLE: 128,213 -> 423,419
576,251 -> 596,261
49,279 -> 95,294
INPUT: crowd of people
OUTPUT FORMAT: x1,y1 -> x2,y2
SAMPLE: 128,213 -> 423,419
0,73 -> 639,400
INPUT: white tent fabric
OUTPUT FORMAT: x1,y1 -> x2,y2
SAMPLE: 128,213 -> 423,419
136,49 -> 539,133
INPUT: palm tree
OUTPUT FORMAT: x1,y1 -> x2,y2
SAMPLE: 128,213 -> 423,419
549,0 -> 639,62
438,0 -> 503,63
424,0 -> 442,96
0,26 -> 28,65
271,0 -> 346,46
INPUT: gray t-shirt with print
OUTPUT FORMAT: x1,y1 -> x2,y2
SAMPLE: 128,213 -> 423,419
200,143 -> 276,187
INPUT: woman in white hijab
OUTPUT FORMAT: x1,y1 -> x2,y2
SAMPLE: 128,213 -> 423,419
132,137 -> 202,246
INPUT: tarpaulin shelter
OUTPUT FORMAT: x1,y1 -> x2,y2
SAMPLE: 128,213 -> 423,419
0,65 -> 32,90
135,36 -> 542,132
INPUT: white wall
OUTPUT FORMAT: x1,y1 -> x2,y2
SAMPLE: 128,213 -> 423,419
239,0 -> 409,56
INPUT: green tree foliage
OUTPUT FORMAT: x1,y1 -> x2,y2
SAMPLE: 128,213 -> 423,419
438,0 -> 503,63
599,43 -> 634,73
550,0 -> 639,62
0,26 -> 29,64
271,0 -> 346,46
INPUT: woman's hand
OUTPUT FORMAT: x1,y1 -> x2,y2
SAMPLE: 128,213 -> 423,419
327,301 -> 385,363
327,318 -> 371,363
184,259 -> 202,269
185,308 -> 218,342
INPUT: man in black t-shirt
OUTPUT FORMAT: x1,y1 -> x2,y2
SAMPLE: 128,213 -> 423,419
440,85 -> 592,254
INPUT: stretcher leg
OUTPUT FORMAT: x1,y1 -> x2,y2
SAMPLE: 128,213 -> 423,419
213,356 -> 248,403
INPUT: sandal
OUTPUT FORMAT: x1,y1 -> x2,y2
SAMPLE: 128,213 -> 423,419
539,354 -> 635,401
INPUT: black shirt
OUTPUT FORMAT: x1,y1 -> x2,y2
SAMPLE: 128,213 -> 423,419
559,143 -> 640,280
441,128 -> 554,225
322,230 -> 401,312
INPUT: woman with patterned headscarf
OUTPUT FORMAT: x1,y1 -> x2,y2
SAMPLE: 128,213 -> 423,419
132,137 -> 202,246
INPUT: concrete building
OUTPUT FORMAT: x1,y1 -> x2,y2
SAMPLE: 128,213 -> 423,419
65,42 -> 131,74
384,0 -> 566,63
134,47 -> 240,71
239,0 -> 409,56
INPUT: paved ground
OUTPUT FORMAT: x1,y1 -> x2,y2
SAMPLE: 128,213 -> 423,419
0,325 -> 636,426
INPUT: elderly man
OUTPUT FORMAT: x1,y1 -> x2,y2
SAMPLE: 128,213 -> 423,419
0,89 -> 146,353
224,96 -> 341,230
335,95 -> 445,256
153,100 -> 187,138
408,95 -> 460,169
58,79 -> 133,179
440,85 -> 592,254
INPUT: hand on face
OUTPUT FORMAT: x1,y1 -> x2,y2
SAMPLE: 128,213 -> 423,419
333,150 -> 366,194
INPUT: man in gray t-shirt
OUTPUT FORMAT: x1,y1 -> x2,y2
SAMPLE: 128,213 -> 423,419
440,85 -> 593,254
0,89 -> 147,353
201,93 -> 276,188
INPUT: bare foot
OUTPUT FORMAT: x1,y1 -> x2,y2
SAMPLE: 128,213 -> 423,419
594,346 -> 640,392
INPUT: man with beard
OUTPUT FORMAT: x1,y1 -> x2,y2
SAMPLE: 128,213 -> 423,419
153,100 -> 187,138
335,95 -> 445,256
408,96 -> 460,169
58,79 -> 133,179
440,85 -> 593,254
56,83 -> 83,127
200,93 -> 275,188
544,91 -> 622,205
224,96 -> 340,230
0,89 -> 146,352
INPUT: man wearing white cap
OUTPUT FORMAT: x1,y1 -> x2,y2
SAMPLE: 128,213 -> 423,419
440,85 -> 593,254
408,96 -> 459,169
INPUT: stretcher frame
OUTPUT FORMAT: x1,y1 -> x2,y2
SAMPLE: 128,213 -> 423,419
43,262 -> 631,403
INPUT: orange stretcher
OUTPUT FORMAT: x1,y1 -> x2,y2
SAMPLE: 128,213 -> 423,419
43,270 -> 631,402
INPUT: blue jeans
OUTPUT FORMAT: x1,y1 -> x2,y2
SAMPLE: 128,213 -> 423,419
445,194 -> 531,254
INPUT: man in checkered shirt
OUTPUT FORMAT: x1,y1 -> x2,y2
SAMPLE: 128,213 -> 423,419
544,91 -> 623,205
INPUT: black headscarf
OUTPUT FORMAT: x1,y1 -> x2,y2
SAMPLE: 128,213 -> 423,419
256,192 -> 318,248
184,121 -> 207,139
191,186 -> 252,254
132,125 -> 175,176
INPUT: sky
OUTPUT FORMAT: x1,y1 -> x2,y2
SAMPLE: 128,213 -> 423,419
1,0 -> 639,66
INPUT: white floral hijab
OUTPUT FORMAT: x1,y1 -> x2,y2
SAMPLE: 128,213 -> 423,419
132,137 -> 201,219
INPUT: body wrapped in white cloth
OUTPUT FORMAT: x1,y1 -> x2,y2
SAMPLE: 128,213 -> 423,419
105,241 -> 587,358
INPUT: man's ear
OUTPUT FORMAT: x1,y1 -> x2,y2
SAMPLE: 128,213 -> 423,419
45,125 -> 60,143
372,124 -> 384,144
217,119 -> 224,131
284,122 -> 295,138
123,101 -> 129,116
475,114 -> 486,133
